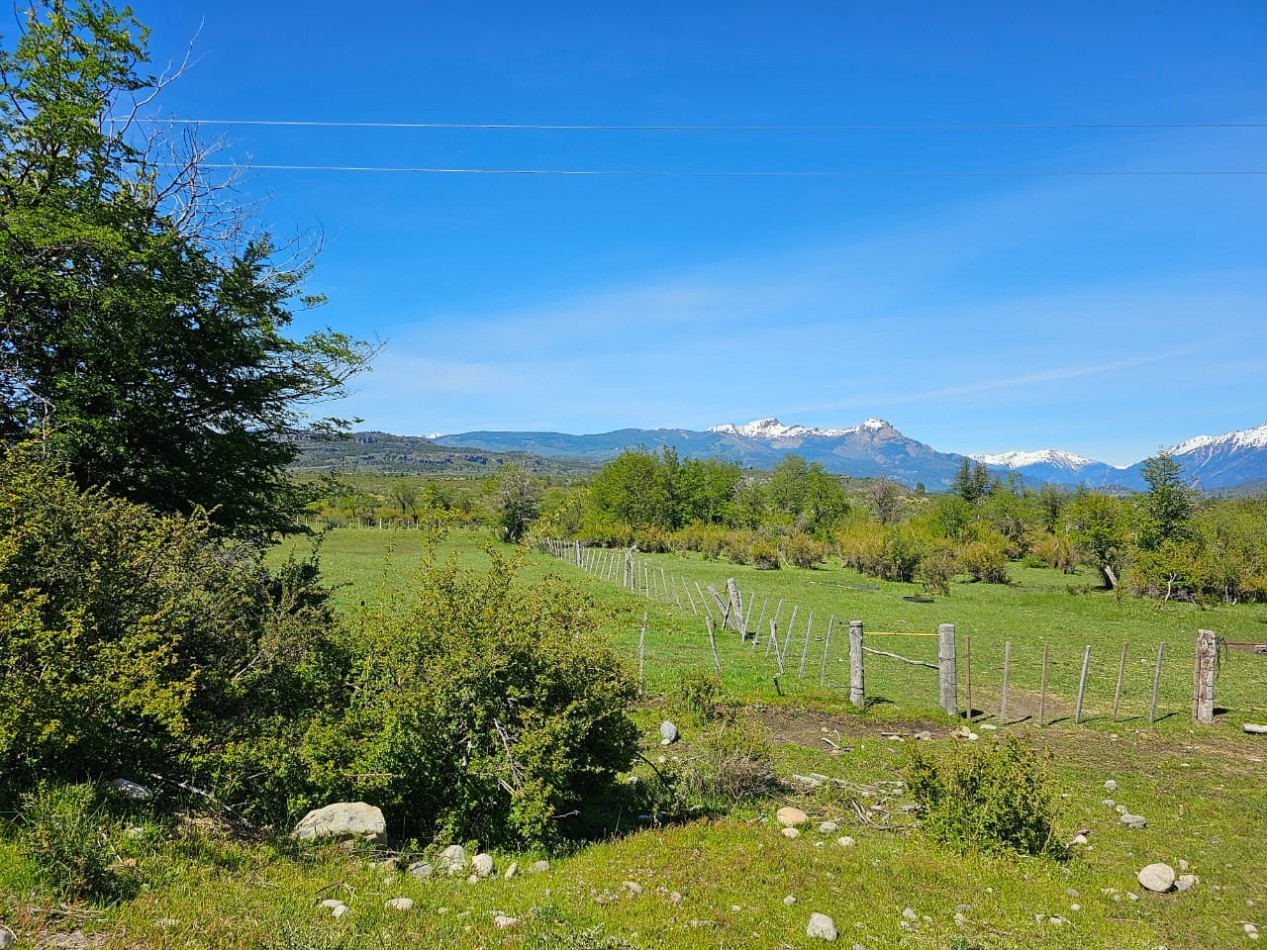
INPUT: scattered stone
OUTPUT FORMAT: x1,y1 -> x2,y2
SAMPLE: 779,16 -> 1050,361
504,862 -> 519,879
806,912 -> 838,941
385,897 -> 414,911
332,905 -> 350,919
818,821 -> 839,834
782,827 -> 801,839
494,915 -> 520,930
914,730 -> 932,741
902,907 -> 918,921
670,891 -> 683,903
109,778 -> 154,801
470,853 -> 496,879
979,723 -> 997,731
0,926 -> 14,950
1121,813 -> 1148,829
1102,799 -> 1116,808
1070,904 -> 1081,912
660,721 -> 679,744
293,802 -> 387,844
529,859 -> 550,874
408,861 -> 433,878
1115,804 -> 1128,814
320,899 -> 345,910
837,836 -> 856,848
1138,863 -> 1176,893
784,895 -> 797,906
1175,874 -> 1199,892
776,806 -> 810,827
438,844 -> 469,876
1243,724 -> 1267,735
1068,834 -> 1089,847
1048,916 -> 1067,926
1128,892 -> 1140,901
623,881 -> 644,895
1179,859 -> 1190,871
1104,779 -> 1118,791
1244,923 -> 1258,937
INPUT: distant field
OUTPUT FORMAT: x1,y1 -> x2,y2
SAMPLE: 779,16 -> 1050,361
281,527 -> 1267,728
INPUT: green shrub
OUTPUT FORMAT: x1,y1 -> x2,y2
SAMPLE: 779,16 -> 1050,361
780,533 -> 827,569
918,549 -> 957,596
665,668 -> 723,725
677,718 -> 779,807
18,782 -> 133,902
905,737 -> 1063,857
958,532 -> 1010,584
313,550 -> 639,848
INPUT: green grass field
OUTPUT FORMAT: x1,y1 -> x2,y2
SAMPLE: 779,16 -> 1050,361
3,526 -> 1265,948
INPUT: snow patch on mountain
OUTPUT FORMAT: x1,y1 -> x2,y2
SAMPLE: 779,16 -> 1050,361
1171,421 -> 1267,456
708,417 -> 892,440
971,449 -> 1100,470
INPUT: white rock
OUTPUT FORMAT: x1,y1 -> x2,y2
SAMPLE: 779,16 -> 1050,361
1120,813 -> 1148,829
806,912 -> 838,941
332,905 -> 350,919
1104,779 -> 1118,791
470,853 -> 496,878
494,915 -> 520,929
660,721 -> 679,743
504,862 -> 519,879
1068,834 -> 1089,847
293,802 -> 387,843
384,897 -> 414,911
784,895 -> 797,906
110,778 -> 155,801
408,861 -> 432,878
902,907 -> 918,921
0,926 -> 14,950
1175,874 -> 1198,892
1102,799 -> 1116,808
1138,863 -> 1176,893
1243,723 -> 1267,734
623,881 -> 644,895
782,827 -> 801,839
837,836 -> 856,847
818,821 -> 839,834
438,844 -> 469,876
320,899 -> 345,909
776,806 -> 809,827
530,859 -> 550,874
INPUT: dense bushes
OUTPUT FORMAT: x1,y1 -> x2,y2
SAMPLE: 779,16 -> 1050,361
0,448 -> 345,807
906,737 -> 1063,857
307,550 -> 640,847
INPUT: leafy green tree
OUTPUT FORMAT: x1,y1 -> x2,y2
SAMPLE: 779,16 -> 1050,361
766,454 -> 810,518
1066,490 -> 1130,588
589,448 -> 675,529
0,0 -> 372,539
1137,451 -> 1195,551
491,464 -> 540,542
952,458 -> 992,504
802,463 -> 850,532
868,476 -> 901,525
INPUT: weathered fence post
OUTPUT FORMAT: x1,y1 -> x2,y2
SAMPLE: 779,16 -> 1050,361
999,641 -> 1012,725
819,615 -> 835,687
1193,629 -> 1217,724
705,615 -> 722,677
937,623 -> 957,717
1113,642 -> 1128,721
726,579 -> 744,634
769,620 -> 785,676
798,612 -> 814,679
1150,641 -> 1166,724
1075,645 -> 1091,724
848,620 -> 865,709
684,579 -> 698,616
965,635 -> 973,721
624,547 -> 635,589
574,540 -> 582,567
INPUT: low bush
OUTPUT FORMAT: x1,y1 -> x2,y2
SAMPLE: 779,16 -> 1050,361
665,668 -> 724,725
905,737 -> 1064,857
18,782 -> 134,902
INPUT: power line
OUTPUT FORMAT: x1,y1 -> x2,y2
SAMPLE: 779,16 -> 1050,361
133,117 -> 1267,132
184,162 -> 1267,177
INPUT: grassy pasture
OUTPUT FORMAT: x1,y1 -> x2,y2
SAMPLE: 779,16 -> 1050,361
3,526 -> 1263,948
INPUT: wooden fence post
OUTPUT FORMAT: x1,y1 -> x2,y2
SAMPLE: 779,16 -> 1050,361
705,615 -> 722,677
1193,629 -> 1217,724
769,621 -> 785,676
624,548 -> 635,589
937,623 -> 957,717
726,579 -> 744,634
574,540 -> 582,567
848,620 -> 865,709
1074,645 -> 1091,724
965,635 -> 973,722
1150,641 -> 1166,724
1112,642 -> 1128,721
1038,643 -> 1049,727
797,612 -> 814,678
999,641 -> 1012,725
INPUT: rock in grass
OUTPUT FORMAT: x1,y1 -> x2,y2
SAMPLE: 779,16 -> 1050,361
1244,723 -> 1267,734
660,721 -> 679,743
1104,779 -> 1118,791
438,844 -> 468,876
806,912 -> 838,941
1120,813 -> 1148,829
494,915 -> 520,929
1174,874 -> 1198,892
471,853 -> 495,879
818,821 -> 839,834
1137,863 -> 1176,893
0,925 -> 14,950
504,862 -> 519,879
781,827 -> 801,839
110,778 -> 154,801
332,905 -> 350,919
408,861 -> 433,878
385,897 -> 414,911
776,806 -> 809,827
319,899 -> 345,910
293,802 -> 386,844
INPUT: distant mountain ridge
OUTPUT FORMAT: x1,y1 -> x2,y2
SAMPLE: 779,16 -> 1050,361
428,417 -> 1267,492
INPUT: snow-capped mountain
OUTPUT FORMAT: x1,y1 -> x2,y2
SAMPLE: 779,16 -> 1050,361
429,417 -> 1267,491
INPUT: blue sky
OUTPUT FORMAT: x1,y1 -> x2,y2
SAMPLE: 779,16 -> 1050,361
135,0 -> 1266,466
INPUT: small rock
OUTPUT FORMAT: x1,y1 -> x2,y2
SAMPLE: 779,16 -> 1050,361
155,918 -> 179,928
0,927 -> 15,950
670,891 -> 683,903
623,881 -> 644,895
1049,916 -> 1066,926
438,844 -> 469,876
1104,779 -> 1117,791
1070,903 -> 1081,912
332,905 -> 350,919
408,861 -> 433,878
784,895 -> 797,906
1243,723 -> 1267,735
320,899 -> 345,910
1138,863 -> 1176,893
1178,859 -> 1190,871
504,862 -> 519,879
1115,804 -> 1129,814
902,907 -> 918,921
818,821 -> 839,834
1069,834 -> 1089,847
782,827 -> 801,839
529,860 -> 550,874
1175,874 -> 1198,892
914,730 -> 932,741
494,915 -> 519,930
471,853 -> 496,879
1102,799 -> 1116,808
1121,813 -> 1148,829
979,723 -> 997,731
777,806 -> 810,827
837,836 -> 856,847
660,721 -> 679,743
385,897 -> 414,911
806,912 -> 838,941
110,778 -> 155,801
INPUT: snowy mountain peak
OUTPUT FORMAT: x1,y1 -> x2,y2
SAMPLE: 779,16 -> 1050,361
972,449 -> 1098,470
1171,421 -> 1267,456
707,417 -> 894,440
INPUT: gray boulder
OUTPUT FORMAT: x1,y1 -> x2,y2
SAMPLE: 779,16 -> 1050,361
660,721 -> 679,743
293,802 -> 386,843
1138,863 -> 1176,893
110,778 -> 154,801
806,912 -> 838,941
437,843 -> 469,876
